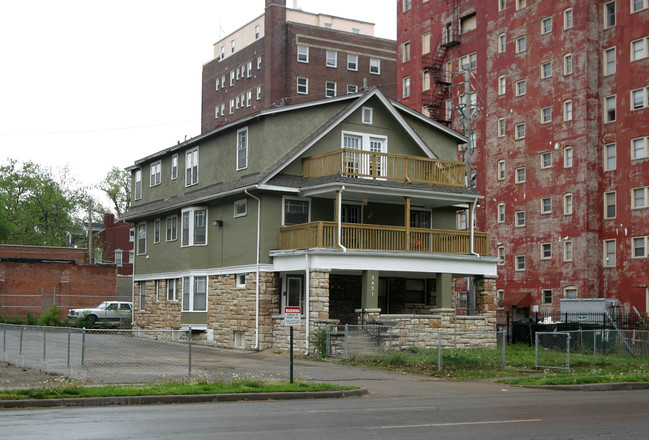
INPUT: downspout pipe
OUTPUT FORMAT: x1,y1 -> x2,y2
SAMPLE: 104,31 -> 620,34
245,188 -> 261,350
470,198 -> 480,257
304,253 -> 310,355
337,186 -> 347,251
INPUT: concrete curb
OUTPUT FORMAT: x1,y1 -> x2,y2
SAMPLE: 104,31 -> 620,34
0,388 -> 368,409
522,382 -> 649,392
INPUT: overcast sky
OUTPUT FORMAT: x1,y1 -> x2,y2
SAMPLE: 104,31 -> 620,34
0,0 -> 396,207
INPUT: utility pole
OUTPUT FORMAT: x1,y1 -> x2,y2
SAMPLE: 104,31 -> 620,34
88,202 -> 93,265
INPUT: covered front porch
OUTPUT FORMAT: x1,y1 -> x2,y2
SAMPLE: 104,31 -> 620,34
269,248 -> 499,353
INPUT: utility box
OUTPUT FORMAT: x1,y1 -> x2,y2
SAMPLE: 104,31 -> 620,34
560,298 -> 619,324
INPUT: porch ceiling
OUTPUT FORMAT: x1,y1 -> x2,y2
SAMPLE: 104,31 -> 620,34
269,248 -> 499,278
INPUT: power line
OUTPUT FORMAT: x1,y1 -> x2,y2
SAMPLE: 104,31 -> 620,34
0,118 -> 199,137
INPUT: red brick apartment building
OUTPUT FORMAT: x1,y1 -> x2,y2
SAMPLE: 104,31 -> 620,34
201,0 -> 396,133
397,0 -> 649,314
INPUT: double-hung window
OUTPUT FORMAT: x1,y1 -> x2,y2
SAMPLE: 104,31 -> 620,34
167,279 -> 180,301
633,0 -> 649,12
516,36 -> 527,53
237,128 -> 248,170
563,8 -> 573,29
515,122 -> 526,139
631,37 -> 648,61
166,216 -> 178,242
369,58 -> 380,74
325,81 -> 337,97
137,223 -> 146,255
150,161 -> 161,187
603,239 -> 616,267
631,87 -> 648,110
604,143 -> 616,170
563,193 -> 573,215
182,276 -> 207,312
498,33 -> 506,53
632,137 -> 649,159
181,207 -> 207,247
632,187 -> 648,209
171,154 -> 178,180
134,169 -> 142,200
604,96 -> 616,122
185,148 -> 199,187
632,236 -> 648,258
604,47 -> 616,75
347,54 -> 358,71
326,50 -> 337,68
604,2 -> 616,29
297,45 -> 308,63
541,61 -> 552,79
604,191 -> 616,219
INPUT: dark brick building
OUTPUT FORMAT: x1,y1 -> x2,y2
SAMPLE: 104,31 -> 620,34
94,213 -> 133,300
201,0 -> 396,133
397,0 -> 649,314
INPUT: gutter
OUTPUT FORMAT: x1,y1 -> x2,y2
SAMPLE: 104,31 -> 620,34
245,188 -> 262,351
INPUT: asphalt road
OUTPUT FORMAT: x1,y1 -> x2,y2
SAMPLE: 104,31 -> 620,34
2,388 -> 649,439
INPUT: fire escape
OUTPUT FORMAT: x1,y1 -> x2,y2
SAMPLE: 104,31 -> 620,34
422,12 -> 460,125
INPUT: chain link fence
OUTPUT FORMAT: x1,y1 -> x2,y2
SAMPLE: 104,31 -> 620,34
1,324 -> 197,383
326,324 -> 507,371
535,329 -> 649,369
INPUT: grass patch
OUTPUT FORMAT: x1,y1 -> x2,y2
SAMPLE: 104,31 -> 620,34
341,344 -> 649,383
0,377 -> 355,401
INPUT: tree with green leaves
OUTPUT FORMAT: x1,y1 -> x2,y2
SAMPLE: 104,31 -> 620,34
97,166 -> 131,218
0,159 -> 88,246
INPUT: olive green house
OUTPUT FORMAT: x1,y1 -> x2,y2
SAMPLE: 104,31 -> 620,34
123,88 -> 499,352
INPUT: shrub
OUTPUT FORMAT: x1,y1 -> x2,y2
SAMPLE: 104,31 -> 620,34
37,306 -> 63,326
75,313 -> 95,329
309,328 -> 328,358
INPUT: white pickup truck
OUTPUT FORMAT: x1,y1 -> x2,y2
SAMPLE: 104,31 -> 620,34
67,301 -> 132,324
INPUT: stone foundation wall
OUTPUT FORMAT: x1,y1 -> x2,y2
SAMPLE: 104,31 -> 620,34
133,280 -> 182,331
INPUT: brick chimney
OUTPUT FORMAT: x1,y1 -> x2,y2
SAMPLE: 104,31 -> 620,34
264,0 -> 288,108
104,213 -> 115,230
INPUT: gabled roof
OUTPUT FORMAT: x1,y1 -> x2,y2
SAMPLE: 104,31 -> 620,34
259,88 -> 466,186
123,88 -> 470,221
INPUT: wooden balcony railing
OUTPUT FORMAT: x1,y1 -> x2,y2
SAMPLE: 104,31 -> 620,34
303,149 -> 467,188
278,222 -> 489,256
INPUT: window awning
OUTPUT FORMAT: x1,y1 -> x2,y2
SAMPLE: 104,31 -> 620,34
499,292 -> 533,308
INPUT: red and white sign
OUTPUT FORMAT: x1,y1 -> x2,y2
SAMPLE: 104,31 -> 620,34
284,306 -> 302,327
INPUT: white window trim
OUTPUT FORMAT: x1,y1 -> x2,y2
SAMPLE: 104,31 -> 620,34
563,193 -> 573,215
515,211 -> 526,227
237,127 -> 248,171
362,107 -> 373,124
541,243 -> 552,260
604,95 -> 616,123
181,207 -> 208,247
297,45 -> 309,63
541,152 -> 552,168
182,275 -> 208,312
515,167 -> 526,183
369,57 -> 381,75
515,122 -> 526,140
632,136 -> 649,160
150,161 -> 161,187
604,191 -> 617,219
236,274 -> 246,288
541,197 -> 552,214
541,106 -> 552,124
325,81 -> 337,98
166,215 -> 178,242
632,236 -> 649,259
632,186 -> 649,209
516,35 -> 527,53
326,50 -> 337,68
497,203 -> 505,223
515,255 -> 526,271
234,199 -> 248,218
497,160 -> 505,180
541,61 -> 552,79
134,169 -> 142,201
564,146 -> 573,168
347,53 -> 358,71
185,147 -> 199,187
564,240 -> 573,262
282,196 -> 311,227
603,239 -> 616,267
137,222 -> 147,255
563,8 -> 573,30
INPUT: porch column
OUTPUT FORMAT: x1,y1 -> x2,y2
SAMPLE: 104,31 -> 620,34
361,270 -> 379,309
436,273 -> 453,308
404,196 -> 411,251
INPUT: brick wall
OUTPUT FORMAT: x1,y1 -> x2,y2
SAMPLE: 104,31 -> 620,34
0,245 -> 118,320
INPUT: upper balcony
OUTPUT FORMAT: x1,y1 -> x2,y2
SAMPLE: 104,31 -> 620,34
303,149 -> 466,188
279,222 -> 489,256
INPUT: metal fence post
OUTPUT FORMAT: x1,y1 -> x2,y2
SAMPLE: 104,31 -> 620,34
42,328 -> 47,363
501,329 -> 506,368
188,327 -> 192,380
437,332 -> 443,371
535,332 -> 539,369
81,328 -> 86,368
566,334 -> 571,369
593,331 -> 597,364
388,327 -> 392,361
19,325 -> 24,357
67,327 -> 71,370
344,324 -> 349,360
325,325 -> 331,357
